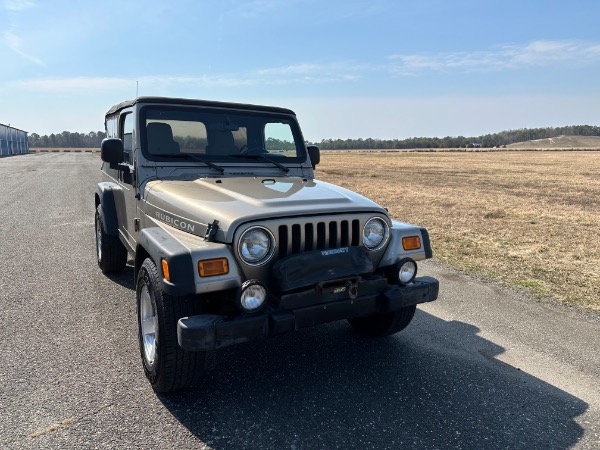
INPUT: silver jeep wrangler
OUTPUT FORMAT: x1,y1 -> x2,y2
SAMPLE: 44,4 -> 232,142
95,97 -> 439,392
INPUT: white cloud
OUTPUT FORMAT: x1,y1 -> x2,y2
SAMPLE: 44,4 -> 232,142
3,0 -> 42,64
2,0 -> 35,11
12,39 -> 599,96
230,0 -> 287,18
3,30 -> 43,65
257,62 -> 363,83
14,77 -> 133,92
12,63 -> 362,94
13,75 -> 257,93
389,40 -> 600,74
258,64 -> 323,75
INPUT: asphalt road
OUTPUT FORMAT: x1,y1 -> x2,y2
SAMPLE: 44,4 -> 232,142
1,152 -> 599,449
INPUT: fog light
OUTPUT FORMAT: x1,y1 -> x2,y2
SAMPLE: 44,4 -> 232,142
397,258 -> 417,285
238,280 -> 267,312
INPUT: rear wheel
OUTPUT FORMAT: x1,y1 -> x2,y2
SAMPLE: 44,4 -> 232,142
137,258 -> 205,393
348,305 -> 417,337
95,205 -> 127,274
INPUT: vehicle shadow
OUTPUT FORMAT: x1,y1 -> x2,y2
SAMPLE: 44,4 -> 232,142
104,261 -> 135,290
157,310 -> 587,449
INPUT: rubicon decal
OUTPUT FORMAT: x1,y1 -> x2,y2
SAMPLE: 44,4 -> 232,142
155,212 -> 196,233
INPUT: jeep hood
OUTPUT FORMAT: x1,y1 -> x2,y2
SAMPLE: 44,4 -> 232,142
144,177 -> 387,242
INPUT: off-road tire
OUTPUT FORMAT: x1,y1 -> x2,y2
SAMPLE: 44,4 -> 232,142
137,258 -> 205,393
95,205 -> 127,274
348,304 -> 417,337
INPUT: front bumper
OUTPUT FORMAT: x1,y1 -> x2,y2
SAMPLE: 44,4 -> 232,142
178,276 -> 439,351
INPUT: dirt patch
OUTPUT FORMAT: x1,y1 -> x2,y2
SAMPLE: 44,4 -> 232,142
317,151 -> 600,313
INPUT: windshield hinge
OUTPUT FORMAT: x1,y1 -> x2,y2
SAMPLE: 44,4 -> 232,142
204,220 -> 220,242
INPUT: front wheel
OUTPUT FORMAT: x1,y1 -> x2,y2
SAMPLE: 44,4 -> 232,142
137,258 -> 205,393
348,305 -> 417,337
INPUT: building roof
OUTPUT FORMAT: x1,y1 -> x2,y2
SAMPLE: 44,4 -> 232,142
0,123 -> 28,133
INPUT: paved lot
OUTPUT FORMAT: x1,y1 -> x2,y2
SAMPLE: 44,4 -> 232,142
1,152 -> 599,449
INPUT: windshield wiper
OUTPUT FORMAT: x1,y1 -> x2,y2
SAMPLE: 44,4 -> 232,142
230,153 -> 290,173
167,153 -> 225,173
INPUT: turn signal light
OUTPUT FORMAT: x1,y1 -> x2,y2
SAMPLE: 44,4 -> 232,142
161,258 -> 171,282
402,236 -> 421,251
198,258 -> 229,277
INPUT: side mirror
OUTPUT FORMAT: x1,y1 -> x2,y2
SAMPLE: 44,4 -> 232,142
101,138 -> 124,164
307,145 -> 320,169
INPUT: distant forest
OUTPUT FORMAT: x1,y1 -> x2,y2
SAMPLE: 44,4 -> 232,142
28,125 -> 600,149
316,125 -> 600,149
29,131 -> 106,148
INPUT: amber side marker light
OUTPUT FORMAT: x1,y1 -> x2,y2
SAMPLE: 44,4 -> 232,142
402,236 -> 421,251
161,258 -> 171,282
199,258 -> 229,277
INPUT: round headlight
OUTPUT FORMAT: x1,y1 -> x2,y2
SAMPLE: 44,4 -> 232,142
398,258 -> 417,285
363,218 -> 388,250
238,280 -> 267,312
238,227 -> 274,265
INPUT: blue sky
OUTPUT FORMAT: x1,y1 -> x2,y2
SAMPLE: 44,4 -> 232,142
2,0 -> 600,141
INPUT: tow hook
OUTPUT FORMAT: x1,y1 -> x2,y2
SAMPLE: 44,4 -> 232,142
316,276 -> 361,299
347,281 -> 358,299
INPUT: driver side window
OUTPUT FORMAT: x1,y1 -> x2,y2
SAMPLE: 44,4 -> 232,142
264,123 -> 296,156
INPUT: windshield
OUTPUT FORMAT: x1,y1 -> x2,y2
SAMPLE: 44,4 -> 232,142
140,106 -> 306,163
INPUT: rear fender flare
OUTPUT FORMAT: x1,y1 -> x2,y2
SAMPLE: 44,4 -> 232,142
95,182 -> 123,236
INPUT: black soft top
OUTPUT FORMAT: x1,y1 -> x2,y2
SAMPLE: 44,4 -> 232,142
105,96 -> 296,117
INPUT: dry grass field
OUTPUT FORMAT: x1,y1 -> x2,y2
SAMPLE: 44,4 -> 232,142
317,151 -> 600,313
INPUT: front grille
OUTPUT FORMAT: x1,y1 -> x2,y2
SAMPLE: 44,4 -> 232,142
278,219 -> 361,258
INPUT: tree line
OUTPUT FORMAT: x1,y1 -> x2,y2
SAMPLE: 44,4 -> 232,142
28,125 -> 600,149
313,125 -> 600,150
29,131 -> 106,148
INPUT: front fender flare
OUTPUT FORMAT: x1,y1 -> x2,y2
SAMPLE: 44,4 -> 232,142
379,221 -> 432,267
136,227 -> 244,296
137,227 -> 197,296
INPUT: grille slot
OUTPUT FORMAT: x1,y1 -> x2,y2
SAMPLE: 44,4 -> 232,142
278,219 -> 360,258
